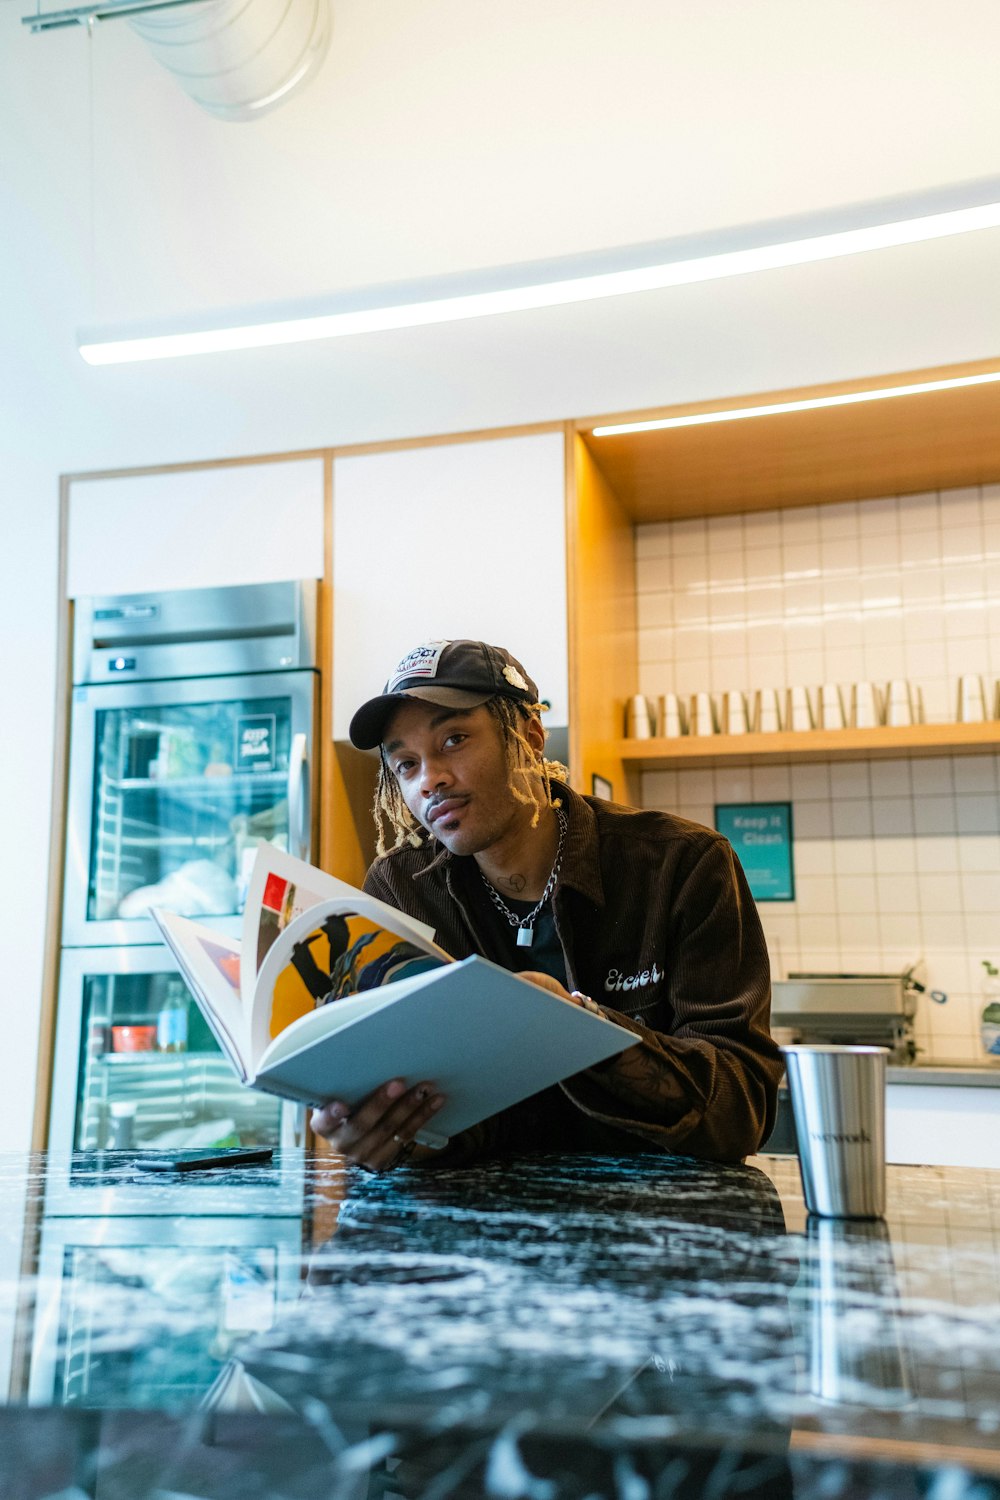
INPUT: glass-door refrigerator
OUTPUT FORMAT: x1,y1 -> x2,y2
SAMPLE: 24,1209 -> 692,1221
50,581 -> 320,1188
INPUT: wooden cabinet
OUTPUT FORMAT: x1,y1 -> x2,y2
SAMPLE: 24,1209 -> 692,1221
66,457 -> 326,598
331,430 -> 569,738
326,427 -> 569,880
566,356 -> 1000,806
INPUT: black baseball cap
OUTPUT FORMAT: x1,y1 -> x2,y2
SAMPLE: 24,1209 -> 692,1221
349,639 -> 540,750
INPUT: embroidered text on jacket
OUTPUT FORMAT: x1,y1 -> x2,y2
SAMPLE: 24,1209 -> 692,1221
604,963 -> 664,994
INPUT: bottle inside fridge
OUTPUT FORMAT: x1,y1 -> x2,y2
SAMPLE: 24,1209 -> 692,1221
156,979 -> 189,1053
74,971 -> 281,1153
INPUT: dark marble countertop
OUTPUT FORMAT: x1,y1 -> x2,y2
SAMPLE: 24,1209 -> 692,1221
2,1149 -> 999,1499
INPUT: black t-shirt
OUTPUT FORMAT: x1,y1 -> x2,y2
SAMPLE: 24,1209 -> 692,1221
440,870 -> 650,1159
468,877 -> 569,989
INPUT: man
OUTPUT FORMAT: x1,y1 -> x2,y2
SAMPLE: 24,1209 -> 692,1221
312,639 -> 782,1171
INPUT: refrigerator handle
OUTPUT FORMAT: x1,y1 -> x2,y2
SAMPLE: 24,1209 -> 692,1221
287,732 -> 310,861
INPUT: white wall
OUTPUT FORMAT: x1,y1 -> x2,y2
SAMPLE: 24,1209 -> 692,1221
4,1 -> 1000,1149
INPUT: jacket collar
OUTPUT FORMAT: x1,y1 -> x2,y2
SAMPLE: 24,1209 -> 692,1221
411,781 -> 605,907
553,783 -> 605,908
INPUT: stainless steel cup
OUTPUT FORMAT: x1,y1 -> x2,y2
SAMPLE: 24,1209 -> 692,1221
781,1045 -> 888,1218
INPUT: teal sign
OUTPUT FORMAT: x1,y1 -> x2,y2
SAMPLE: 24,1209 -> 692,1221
715,802 -> 794,902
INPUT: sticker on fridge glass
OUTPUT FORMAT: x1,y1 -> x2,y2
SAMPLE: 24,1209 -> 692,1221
236,714 -> 276,773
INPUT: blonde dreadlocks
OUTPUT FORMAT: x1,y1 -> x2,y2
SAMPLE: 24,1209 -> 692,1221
371,696 -> 568,857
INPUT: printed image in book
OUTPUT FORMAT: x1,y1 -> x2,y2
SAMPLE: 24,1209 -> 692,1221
201,937 -> 242,996
268,908 -> 444,1040
255,867 -> 336,975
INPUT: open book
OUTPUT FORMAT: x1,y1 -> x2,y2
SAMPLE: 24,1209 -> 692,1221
152,845 -> 634,1147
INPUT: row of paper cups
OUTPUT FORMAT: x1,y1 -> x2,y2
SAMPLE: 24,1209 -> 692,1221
624,677 -> 997,738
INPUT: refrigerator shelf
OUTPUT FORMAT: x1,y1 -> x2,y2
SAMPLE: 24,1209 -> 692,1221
109,770 -> 288,794
98,1050 -> 227,1067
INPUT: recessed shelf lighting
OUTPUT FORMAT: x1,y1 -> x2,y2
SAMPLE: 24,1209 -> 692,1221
590,369 -> 1000,438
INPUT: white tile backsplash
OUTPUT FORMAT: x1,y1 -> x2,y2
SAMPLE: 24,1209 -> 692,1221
635,483 -> 1000,1067
898,491 -> 939,530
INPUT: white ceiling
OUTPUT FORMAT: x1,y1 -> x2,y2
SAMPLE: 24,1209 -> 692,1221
6,0 -> 1000,322
1,0 -> 999,463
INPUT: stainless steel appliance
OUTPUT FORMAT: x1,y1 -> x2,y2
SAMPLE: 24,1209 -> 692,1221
63,581 -> 317,948
772,971 -> 919,1065
28,1212 -> 305,1404
50,580 -> 320,1166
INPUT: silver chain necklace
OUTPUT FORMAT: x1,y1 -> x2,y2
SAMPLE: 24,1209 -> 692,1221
480,807 -> 567,948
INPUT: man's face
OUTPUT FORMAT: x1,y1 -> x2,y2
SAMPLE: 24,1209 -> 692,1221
381,699 -> 543,857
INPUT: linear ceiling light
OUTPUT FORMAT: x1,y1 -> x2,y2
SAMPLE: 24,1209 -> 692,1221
590,368 -> 1000,437
78,184 -> 1000,365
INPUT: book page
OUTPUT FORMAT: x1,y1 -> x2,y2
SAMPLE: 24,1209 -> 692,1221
257,962 -> 444,1072
151,910 -> 250,1081
248,897 -> 450,1075
239,844 -> 437,1011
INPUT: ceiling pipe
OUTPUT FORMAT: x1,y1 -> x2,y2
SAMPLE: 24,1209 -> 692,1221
127,0 -> 331,120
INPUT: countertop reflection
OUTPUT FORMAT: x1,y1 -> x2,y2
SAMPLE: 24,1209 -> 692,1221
1,1150 -> 998,1499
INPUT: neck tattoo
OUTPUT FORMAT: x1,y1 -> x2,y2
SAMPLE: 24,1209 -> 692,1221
480,807 -> 567,948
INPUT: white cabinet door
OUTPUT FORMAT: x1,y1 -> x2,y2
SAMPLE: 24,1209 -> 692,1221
887,1083 -> 1000,1168
67,459 -> 325,598
332,432 -> 568,739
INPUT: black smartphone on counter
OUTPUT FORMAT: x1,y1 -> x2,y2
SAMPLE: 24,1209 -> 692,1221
134,1147 -> 274,1174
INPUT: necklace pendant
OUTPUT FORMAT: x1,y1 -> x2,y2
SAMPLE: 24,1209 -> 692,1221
516,925 -> 534,948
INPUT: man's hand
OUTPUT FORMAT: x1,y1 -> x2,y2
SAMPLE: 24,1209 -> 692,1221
518,970 -> 574,1001
520,972 -> 605,1015
311,1077 -> 445,1171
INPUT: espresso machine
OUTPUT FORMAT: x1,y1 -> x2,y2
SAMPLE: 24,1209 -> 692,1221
771,971 -> 921,1066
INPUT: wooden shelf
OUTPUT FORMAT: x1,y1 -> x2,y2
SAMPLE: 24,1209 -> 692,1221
613,722 -> 1000,770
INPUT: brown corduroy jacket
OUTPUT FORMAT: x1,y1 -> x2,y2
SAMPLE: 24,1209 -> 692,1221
363,783 -> 783,1164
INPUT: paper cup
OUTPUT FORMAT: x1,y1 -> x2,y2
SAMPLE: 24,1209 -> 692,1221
956,674 -> 986,723
660,692 -> 687,738
624,695 -> 655,739
721,689 -> 748,735
688,691 -> 717,736
754,688 -> 783,734
819,683 -> 846,730
851,682 -> 883,729
884,679 -> 913,728
786,685 -> 815,732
